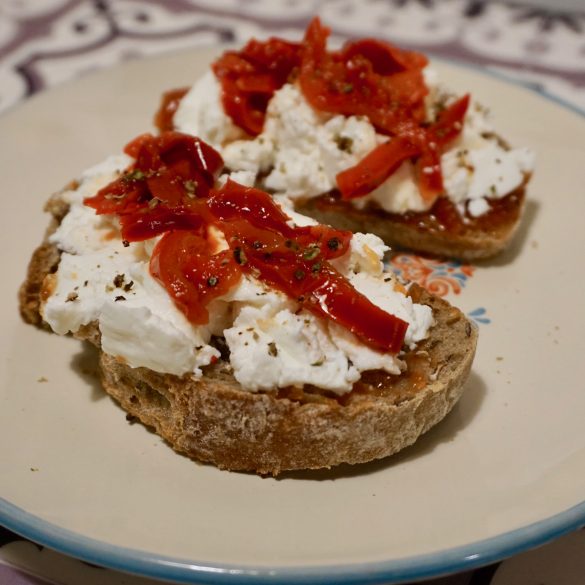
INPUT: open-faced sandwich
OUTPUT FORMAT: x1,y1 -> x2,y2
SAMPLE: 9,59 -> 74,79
20,131 -> 477,475
156,18 -> 534,260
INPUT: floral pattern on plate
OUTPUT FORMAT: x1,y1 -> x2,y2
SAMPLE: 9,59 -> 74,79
389,253 -> 475,297
389,253 -> 490,325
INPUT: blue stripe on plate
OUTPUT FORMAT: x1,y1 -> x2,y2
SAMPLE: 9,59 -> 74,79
1,497 -> 585,584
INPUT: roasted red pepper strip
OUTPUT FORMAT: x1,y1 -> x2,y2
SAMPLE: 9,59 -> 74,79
86,136 -> 409,354
119,206 -> 207,242
85,132 -> 224,215
298,18 -> 429,133
310,265 -> 409,354
336,95 -> 470,202
432,94 -> 470,147
336,137 -> 421,199
415,94 -> 471,202
208,179 -> 299,238
210,181 -> 408,353
150,230 -> 241,325
154,87 -> 189,133
217,216 -> 408,354
212,38 -> 302,136
208,180 -> 353,257
341,38 -> 427,75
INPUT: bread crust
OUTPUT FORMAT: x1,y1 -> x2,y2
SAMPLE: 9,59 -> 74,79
298,183 -> 528,261
19,195 -> 478,475
97,287 -> 476,475
18,192 -> 70,327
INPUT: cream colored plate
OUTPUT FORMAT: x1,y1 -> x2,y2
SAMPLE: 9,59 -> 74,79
1,48 -> 584,584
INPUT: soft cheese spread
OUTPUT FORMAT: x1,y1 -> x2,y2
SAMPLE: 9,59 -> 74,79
42,134 -> 434,394
171,19 -> 534,219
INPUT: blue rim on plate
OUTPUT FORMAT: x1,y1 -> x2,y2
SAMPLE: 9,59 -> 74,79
1,53 -> 584,584
1,497 -> 584,584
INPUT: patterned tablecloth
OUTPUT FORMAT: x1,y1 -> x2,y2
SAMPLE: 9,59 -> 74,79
1,1 -> 584,584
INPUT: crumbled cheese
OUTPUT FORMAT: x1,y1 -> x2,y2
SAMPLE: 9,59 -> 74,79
467,198 -> 490,218
174,68 -> 535,217
441,140 -> 534,210
99,264 -> 221,377
360,160 -> 429,214
225,303 -> 363,392
43,157 -> 434,394
173,71 -> 245,149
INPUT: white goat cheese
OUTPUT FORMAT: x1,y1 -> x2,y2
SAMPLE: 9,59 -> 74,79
174,70 -> 534,217
42,156 -> 434,394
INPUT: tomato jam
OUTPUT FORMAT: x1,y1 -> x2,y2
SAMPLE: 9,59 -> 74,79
312,187 -> 525,239
154,87 -> 189,132
213,37 -> 302,136
273,284 -> 436,405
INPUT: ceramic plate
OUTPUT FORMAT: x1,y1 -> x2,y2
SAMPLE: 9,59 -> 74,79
1,48 -> 584,585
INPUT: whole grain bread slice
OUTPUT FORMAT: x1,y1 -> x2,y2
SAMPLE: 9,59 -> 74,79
97,286 -> 476,475
19,196 -> 478,475
298,182 -> 527,262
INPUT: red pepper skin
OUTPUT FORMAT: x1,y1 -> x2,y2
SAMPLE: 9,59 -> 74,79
210,18 -> 470,204
337,137 -> 421,200
432,94 -> 471,147
119,207 -> 207,242
85,136 -> 410,354
210,181 -> 409,354
150,230 -> 241,325
154,87 -> 189,133
336,94 -> 471,203
85,132 -> 224,216
212,38 -> 302,136
299,19 -> 428,134
415,94 -> 471,202
341,38 -> 427,75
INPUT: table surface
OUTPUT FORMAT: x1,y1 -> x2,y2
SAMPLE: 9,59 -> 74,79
1,1 -> 584,584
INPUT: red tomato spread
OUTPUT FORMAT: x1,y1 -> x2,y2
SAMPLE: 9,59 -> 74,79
84,132 -> 409,353
154,87 -> 189,133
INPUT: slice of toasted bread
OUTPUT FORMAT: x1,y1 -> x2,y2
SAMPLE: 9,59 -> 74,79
298,182 -> 527,262
19,193 -> 477,475
96,284 -> 476,475
19,193 -> 71,327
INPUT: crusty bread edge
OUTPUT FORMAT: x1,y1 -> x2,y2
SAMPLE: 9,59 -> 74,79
18,193 -> 70,327
298,181 -> 529,262
98,288 -> 477,475
19,192 -> 478,475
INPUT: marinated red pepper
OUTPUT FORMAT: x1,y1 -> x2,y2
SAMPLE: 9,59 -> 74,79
336,136 -> 421,200
85,133 -> 410,354
150,230 -> 241,325
119,206 -> 207,242
208,17 -> 469,202
212,38 -> 302,136
298,18 -> 428,134
85,132 -> 223,215
154,87 -> 189,133
336,95 -> 470,202
209,181 -> 409,354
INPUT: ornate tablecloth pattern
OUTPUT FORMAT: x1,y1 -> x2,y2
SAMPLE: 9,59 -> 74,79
0,0 -> 584,115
